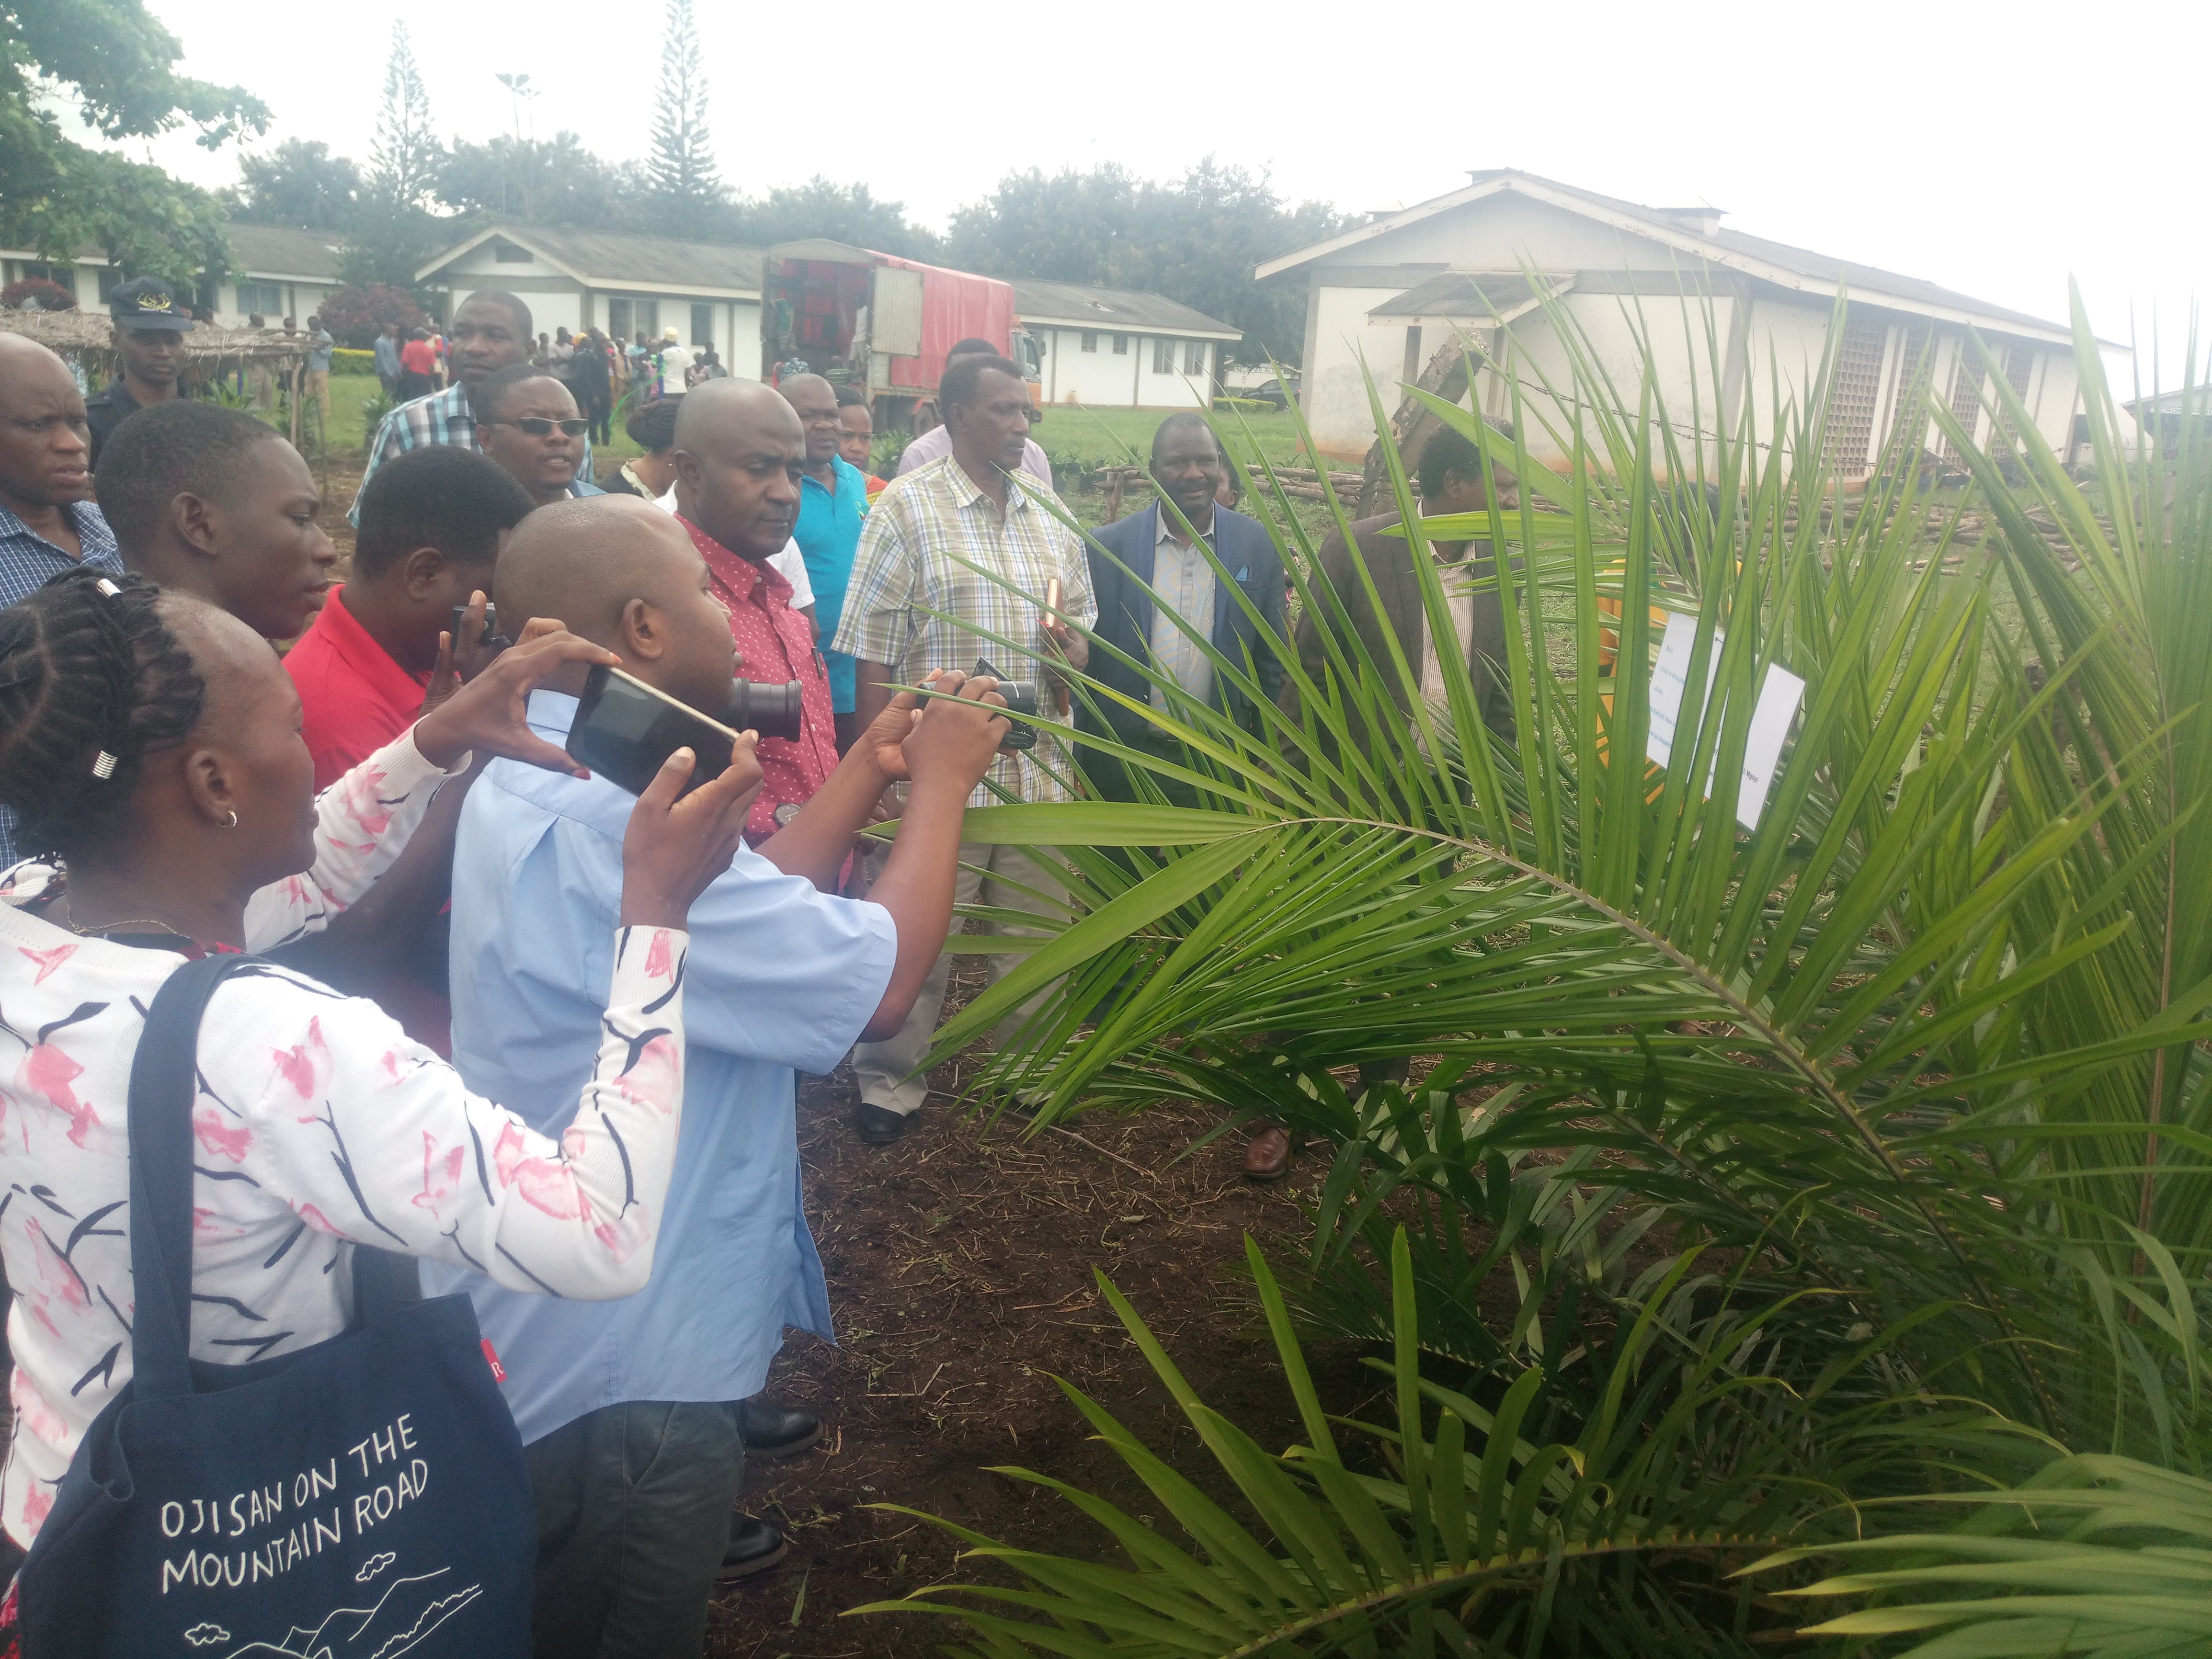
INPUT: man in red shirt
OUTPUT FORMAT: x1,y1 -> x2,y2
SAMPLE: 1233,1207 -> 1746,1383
668,379 -> 842,866
280,446 -> 536,1046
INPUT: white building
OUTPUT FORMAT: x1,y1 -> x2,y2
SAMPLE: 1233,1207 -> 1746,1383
1259,170 -> 2107,472
1013,279 -> 1240,410
1,224 -> 346,327
413,225 -> 768,378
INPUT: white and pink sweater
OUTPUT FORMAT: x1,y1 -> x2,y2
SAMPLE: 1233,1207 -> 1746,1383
0,734 -> 690,1547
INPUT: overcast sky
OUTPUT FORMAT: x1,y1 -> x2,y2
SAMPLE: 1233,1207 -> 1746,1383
71,0 -> 2209,383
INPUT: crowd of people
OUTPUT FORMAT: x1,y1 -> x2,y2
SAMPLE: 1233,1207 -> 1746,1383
0,277 -> 1512,1655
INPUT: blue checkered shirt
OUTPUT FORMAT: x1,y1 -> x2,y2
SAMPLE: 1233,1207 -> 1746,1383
0,500 -> 125,868
347,384 -> 595,525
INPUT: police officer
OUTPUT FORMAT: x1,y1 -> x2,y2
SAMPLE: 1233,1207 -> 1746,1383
85,277 -> 195,468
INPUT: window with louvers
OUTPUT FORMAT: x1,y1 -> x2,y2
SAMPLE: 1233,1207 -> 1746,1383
1823,314 -> 1889,477
1943,344 -> 1985,462
1881,321 -> 1932,462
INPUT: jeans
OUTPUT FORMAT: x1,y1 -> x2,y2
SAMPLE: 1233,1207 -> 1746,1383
524,1400 -> 745,1659
587,396 -> 613,446
852,841 -> 1066,1115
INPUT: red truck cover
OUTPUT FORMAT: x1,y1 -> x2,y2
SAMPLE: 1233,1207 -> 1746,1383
873,253 -> 1013,395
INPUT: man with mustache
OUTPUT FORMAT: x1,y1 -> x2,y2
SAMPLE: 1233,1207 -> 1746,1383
668,379 -> 842,854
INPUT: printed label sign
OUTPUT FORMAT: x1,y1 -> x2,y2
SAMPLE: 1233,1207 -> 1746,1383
1644,613 -> 1805,830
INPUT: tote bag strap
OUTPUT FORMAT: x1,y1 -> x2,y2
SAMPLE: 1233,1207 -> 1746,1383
124,955 -> 409,1403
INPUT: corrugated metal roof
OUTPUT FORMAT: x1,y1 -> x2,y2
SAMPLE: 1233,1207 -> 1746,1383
1367,272 -> 1564,322
1010,278 -> 1239,338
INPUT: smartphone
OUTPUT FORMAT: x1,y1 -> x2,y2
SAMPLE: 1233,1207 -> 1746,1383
1043,576 -> 1063,618
565,664 -> 741,797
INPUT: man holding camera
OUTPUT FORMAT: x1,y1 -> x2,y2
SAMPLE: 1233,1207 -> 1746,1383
668,379 -> 841,854
430,494 -> 1011,1654
832,352 -> 1096,1143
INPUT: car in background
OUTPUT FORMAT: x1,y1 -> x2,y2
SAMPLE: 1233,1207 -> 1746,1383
1244,374 -> 1299,409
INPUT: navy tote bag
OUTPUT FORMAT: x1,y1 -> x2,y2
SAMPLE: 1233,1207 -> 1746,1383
19,955 -> 536,1657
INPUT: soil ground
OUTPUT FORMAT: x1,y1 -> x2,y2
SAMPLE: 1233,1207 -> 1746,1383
700,959 -> 1387,1659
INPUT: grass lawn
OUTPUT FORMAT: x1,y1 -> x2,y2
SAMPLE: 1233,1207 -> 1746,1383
1029,404 -> 1319,475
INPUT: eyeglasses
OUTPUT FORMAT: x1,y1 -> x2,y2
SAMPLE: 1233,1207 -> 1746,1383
487,417 -> 589,437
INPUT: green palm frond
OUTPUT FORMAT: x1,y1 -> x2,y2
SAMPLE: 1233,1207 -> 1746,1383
854,1229 -> 1857,1659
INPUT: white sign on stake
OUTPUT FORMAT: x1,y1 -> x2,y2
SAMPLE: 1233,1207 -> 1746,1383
1643,613 -> 1805,830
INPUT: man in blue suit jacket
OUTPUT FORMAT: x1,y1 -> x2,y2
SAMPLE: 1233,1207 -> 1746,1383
1080,415 -> 1286,801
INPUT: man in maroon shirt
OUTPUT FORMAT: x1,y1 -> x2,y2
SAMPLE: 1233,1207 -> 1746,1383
668,379 -> 842,866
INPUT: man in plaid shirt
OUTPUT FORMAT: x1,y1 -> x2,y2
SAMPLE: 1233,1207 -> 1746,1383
349,291 -> 590,524
831,353 -> 1096,1143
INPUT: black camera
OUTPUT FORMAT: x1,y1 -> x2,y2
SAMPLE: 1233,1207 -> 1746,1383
724,679 -> 805,743
972,659 -> 1038,751
448,602 -> 503,649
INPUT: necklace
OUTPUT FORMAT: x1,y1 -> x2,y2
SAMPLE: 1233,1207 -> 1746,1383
66,914 -> 187,939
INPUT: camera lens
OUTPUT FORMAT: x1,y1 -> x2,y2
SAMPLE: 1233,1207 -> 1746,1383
724,679 -> 805,742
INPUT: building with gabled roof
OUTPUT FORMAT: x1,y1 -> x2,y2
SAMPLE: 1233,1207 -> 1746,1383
1257,169 -> 2113,469
1010,278 -> 1239,409
413,224 -> 771,376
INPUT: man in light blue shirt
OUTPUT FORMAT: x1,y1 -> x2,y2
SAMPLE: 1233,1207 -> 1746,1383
430,494 -> 1007,1658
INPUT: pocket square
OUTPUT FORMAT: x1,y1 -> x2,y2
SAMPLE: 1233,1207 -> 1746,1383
1235,566 -> 1250,582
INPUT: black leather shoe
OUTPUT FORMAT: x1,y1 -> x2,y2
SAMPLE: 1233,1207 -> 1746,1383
737,1398 -> 821,1459
854,1102 -> 908,1144
717,1515 -> 788,1583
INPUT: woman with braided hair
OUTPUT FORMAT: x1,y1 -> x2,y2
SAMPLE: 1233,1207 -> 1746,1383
0,568 -> 764,1566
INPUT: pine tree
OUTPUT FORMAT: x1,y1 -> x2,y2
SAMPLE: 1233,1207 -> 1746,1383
645,0 -> 724,223
366,22 -> 440,210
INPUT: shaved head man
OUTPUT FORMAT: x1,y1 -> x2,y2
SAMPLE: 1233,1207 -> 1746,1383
668,377 -> 841,845
435,485 -> 1009,1654
0,334 -> 128,869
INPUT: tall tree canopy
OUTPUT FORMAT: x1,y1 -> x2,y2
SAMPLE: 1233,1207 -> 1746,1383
1,0 -> 264,285
946,159 -> 1350,364
440,133 -> 636,228
343,23 -> 445,291
229,138 -> 359,229
644,0 -> 724,233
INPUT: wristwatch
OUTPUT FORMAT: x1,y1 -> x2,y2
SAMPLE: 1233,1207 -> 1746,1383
773,802 -> 801,828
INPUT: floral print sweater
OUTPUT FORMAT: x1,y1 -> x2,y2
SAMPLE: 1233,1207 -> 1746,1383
0,733 -> 690,1546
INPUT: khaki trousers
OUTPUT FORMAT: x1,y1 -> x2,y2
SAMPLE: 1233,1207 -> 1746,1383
853,841 -> 1064,1116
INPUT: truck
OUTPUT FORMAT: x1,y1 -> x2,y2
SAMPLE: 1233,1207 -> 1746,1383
760,239 -> 1046,432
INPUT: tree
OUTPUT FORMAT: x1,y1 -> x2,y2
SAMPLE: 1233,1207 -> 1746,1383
0,0 -> 263,284
230,138 -> 360,229
439,133 -> 632,229
365,22 -> 440,211
734,177 -> 942,260
345,23 -> 447,293
945,160 -> 1350,365
643,0 -> 726,232
318,284 -> 427,349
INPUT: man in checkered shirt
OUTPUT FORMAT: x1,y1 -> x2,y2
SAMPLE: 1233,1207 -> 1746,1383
831,352 -> 1097,1144
0,336 -> 126,871
348,291 -> 591,525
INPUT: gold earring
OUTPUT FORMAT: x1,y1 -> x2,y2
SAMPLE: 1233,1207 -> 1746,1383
223,810 -> 239,829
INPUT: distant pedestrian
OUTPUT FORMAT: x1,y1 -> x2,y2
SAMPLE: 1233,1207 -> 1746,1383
373,320 -> 402,397
780,374 -> 870,750
572,327 -> 614,445
549,325 -> 576,386
305,313 -> 334,420
773,352 -> 810,384
659,326 -> 693,397
83,277 -> 194,469
629,333 -> 658,400
397,328 -> 437,401
896,337 -> 1053,490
